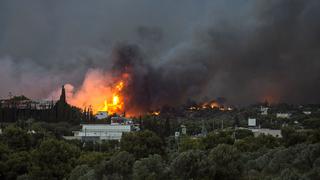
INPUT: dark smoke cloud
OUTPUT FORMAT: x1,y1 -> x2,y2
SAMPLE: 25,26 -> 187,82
0,0 -> 319,110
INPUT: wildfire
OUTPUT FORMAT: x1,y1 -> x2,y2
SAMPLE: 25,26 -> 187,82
151,111 -> 160,116
98,80 -> 125,115
200,101 -> 220,109
65,69 -> 131,116
188,100 -> 233,111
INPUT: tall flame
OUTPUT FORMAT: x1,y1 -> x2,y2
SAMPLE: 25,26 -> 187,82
66,70 -> 129,116
98,80 -> 124,114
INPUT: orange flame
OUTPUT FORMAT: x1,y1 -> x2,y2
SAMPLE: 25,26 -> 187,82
151,111 -> 160,116
98,81 -> 125,114
200,101 -> 219,109
66,70 -> 128,116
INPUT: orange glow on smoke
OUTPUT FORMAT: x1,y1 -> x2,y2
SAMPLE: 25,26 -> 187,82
261,94 -> 280,105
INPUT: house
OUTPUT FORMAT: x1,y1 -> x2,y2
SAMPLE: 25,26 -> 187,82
303,111 -> 312,115
69,114 -> 139,141
276,113 -> 291,119
73,123 -> 132,141
248,118 -> 257,127
260,106 -> 269,115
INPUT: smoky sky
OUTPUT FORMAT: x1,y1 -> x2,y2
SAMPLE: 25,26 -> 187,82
0,0 -> 319,108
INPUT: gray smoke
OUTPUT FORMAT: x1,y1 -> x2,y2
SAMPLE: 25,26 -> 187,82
0,0 -> 319,109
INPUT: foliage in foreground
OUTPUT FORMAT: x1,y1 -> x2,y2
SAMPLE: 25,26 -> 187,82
0,121 -> 320,179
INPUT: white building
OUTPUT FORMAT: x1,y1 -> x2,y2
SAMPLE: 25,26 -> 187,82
248,118 -> 257,127
249,128 -> 282,138
303,111 -> 312,115
73,124 -> 133,141
96,111 -> 108,120
276,113 -> 291,119
260,106 -> 269,115
181,125 -> 187,135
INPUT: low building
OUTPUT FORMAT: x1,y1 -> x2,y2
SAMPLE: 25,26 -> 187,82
303,111 -> 312,115
70,113 -> 139,141
248,118 -> 257,127
276,113 -> 291,119
96,111 -> 108,119
260,106 -> 269,115
250,128 -> 282,138
73,124 -> 132,141
181,125 -> 187,135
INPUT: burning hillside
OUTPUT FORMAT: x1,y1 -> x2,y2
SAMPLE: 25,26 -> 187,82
65,70 -> 130,116
62,44 -> 232,116
64,45 -> 148,116
2,0 -> 320,108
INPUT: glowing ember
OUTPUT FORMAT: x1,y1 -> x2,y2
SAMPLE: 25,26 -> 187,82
151,111 -> 160,116
210,101 -> 219,109
200,101 -> 220,109
116,81 -> 124,91
188,100 -> 229,111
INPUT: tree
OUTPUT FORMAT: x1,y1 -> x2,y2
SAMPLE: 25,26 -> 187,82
140,116 -> 166,138
30,139 -> 80,180
78,169 -> 96,180
171,150 -> 215,179
0,143 -> 10,179
209,144 -> 242,179
120,130 -> 165,159
264,145 -> 302,175
255,134 -> 280,149
235,129 -> 254,139
99,140 -> 119,152
96,151 -> 135,179
281,127 -> 308,147
303,167 -> 320,180
163,118 -> 171,137
133,154 -> 168,180
278,168 -> 301,180
302,118 -> 320,129
77,152 -> 107,167
5,151 -> 31,180
2,126 -> 31,151
179,136 -> 204,152
202,131 -> 234,150
235,134 -> 280,152
308,130 -> 320,143
69,165 -> 92,180
292,143 -> 320,172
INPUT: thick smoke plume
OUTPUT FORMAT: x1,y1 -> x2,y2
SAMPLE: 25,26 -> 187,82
1,0 -> 320,113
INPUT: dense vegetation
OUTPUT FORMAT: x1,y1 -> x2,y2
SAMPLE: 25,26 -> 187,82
0,100 -> 320,179
0,117 -> 319,179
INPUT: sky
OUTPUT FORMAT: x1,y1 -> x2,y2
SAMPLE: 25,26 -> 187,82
0,0 -> 319,108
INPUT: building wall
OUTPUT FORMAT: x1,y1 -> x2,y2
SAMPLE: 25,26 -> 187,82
76,124 -> 132,141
